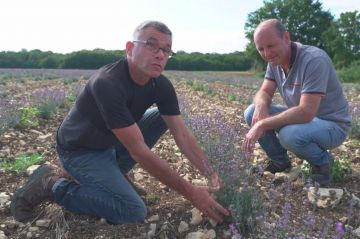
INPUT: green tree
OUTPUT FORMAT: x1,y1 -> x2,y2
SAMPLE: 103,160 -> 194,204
325,11 -> 360,68
244,0 -> 333,70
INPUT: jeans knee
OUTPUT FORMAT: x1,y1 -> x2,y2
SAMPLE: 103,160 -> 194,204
278,126 -> 301,151
244,104 -> 255,126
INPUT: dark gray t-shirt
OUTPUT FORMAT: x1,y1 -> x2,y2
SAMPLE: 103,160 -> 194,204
265,42 -> 351,132
57,59 -> 180,152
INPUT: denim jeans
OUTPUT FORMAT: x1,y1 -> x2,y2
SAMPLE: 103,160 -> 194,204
53,107 -> 168,224
244,104 -> 347,166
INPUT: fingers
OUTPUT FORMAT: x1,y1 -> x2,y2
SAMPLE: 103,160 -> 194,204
242,137 -> 255,155
204,198 -> 230,222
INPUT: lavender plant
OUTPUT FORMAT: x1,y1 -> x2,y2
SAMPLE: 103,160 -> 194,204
0,98 -> 22,134
179,97 -> 264,235
349,102 -> 360,140
32,88 -> 66,119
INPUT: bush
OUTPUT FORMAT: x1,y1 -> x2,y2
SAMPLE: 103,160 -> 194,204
338,61 -> 360,83
1,153 -> 43,173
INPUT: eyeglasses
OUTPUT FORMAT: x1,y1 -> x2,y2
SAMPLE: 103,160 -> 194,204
133,39 -> 175,58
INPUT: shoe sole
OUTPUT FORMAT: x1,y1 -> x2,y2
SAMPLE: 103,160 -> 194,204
10,165 -> 53,222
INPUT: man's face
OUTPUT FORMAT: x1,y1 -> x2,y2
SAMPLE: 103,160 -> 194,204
254,27 -> 290,67
127,27 -> 173,79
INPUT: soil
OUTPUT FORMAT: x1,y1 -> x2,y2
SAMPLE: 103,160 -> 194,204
0,71 -> 360,239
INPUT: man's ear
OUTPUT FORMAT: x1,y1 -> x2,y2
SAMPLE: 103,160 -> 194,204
126,41 -> 134,57
284,31 -> 291,43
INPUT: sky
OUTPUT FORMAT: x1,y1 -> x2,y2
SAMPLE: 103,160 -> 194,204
0,0 -> 359,54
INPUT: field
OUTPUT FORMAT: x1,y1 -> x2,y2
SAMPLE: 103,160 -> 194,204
0,69 -> 360,238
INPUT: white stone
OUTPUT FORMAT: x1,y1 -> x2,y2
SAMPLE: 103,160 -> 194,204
205,229 -> 216,239
0,230 -> 7,239
148,214 -> 159,222
147,223 -> 157,238
352,226 -> 360,237
208,218 -> 218,227
190,208 -> 203,225
26,165 -> 40,176
185,231 -> 205,239
0,192 -> 10,205
307,187 -> 343,208
35,219 -> 51,228
134,172 -> 144,181
28,226 -> 39,232
178,221 -> 189,233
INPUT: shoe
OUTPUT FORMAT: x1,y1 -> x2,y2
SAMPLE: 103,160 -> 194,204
264,160 -> 291,174
309,155 -> 334,187
11,165 -> 60,222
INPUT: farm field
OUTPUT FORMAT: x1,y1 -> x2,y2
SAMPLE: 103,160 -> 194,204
0,69 -> 360,238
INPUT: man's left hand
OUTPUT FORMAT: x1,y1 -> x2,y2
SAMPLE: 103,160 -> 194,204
242,122 -> 265,155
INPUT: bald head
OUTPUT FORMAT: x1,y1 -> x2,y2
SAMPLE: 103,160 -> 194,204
254,19 -> 286,40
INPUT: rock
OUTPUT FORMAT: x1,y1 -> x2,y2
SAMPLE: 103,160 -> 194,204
307,187 -> 343,208
147,214 -> 159,222
0,230 -> 7,239
190,208 -> 203,225
204,229 -> 216,239
353,226 -> 360,237
178,221 -> 189,233
38,133 -> 52,140
26,165 -> 40,176
208,218 -> 218,227
35,219 -> 51,228
134,172 -> 144,181
147,223 -> 157,238
0,192 -> 10,205
28,226 -> 39,232
185,231 -> 205,239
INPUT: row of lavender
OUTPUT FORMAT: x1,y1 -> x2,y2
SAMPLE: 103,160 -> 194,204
179,96 -> 360,238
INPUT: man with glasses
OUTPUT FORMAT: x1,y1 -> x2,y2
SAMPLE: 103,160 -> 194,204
11,20 -> 229,225
243,19 -> 351,187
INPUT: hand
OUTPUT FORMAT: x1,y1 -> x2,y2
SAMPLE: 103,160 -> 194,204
242,122 -> 265,155
188,185 -> 229,222
208,171 -> 221,191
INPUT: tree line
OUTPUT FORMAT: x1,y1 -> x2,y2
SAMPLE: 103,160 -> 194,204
0,0 -> 359,73
0,49 -> 252,71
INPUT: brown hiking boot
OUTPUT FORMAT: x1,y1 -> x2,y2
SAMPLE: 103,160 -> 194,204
10,165 -> 60,222
264,160 -> 291,174
309,156 -> 334,187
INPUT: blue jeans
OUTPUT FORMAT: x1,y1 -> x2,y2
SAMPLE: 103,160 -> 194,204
244,104 -> 347,166
53,107 -> 167,224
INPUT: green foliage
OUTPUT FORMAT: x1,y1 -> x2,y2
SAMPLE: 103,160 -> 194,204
323,11 -> 360,68
228,94 -> 237,101
337,60 -> 360,83
350,117 -> 360,139
301,158 -> 352,182
16,107 -> 39,129
190,81 -> 215,95
332,157 -> 352,182
1,153 -> 43,173
217,185 -> 263,235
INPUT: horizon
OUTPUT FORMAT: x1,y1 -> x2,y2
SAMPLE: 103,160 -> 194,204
1,0 -> 359,54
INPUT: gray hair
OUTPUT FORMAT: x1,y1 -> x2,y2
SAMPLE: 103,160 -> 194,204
133,20 -> 172,39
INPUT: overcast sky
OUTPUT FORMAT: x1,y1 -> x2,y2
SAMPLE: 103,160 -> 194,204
0,0 -> 358,54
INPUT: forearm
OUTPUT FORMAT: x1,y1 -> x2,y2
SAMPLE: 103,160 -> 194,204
253,90 -> 272,109
260,105 -> 314,130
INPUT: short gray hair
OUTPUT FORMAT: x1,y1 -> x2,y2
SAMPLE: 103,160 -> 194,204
133,20 -> 172,39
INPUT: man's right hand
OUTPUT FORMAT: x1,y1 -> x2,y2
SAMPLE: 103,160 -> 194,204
187,184 -> 229,222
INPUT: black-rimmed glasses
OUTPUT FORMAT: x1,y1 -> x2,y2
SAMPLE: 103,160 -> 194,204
133,39 -> 175,58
